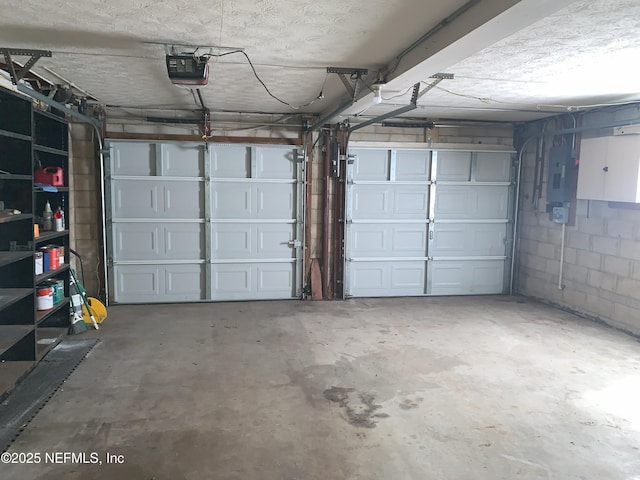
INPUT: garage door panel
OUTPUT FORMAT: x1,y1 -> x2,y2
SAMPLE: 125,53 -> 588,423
255,146 -> 296,179
353,187 -> 389,217
165,224 -> 204,260
212,265 -> 252,296
352,185 -> 428,220
112,142 -> 154,176
395,150 -> 430,181
352,149 -> 389,180
211,146 -> 250,178
113,180 -> 203,218
350,224 -> 427,257
165,265 -> 205,301
164,183 -> 204,217
114,224 -> 161,260
346,146 -> 513,298
212,183 -> 294,219
257,225 -> 295,257
163,143 -> 204,177
114,265 -> 162,303
395,189 -> 429,215
437,151 -> 472,181
109,140 -> 302,303
213,224 -> 294,259
430,260 -> 505,295
257,264 -> 294,293
476,153 -> 512,182
352,226 -> 387,254
435,186 -> 508,219
114,223 -> 203,261
349,262 -> 425,297
113,181 -> 159,217
391,264 -> 425,289
212,183 -> 252,218
432,224 -> 507,257
212,263 -> 295,300
213,226 -> 252,258
257,184 -> 295,218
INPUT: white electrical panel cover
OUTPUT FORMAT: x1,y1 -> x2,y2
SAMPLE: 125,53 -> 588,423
577,135 -> 640,203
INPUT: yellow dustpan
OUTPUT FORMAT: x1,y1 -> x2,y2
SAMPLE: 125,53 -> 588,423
82,297 -> 107,325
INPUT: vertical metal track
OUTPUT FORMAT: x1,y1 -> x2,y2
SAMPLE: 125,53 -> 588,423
343,149 -> 354,298
426,150 -> 438,295
322,133 -> 331,298
303,133 -> 313,297
295,147 -> 305,298
203,144 -> 212,300
104,142 -> 114,303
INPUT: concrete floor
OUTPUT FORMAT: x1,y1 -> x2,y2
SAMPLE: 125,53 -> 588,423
3,295 -> 640,479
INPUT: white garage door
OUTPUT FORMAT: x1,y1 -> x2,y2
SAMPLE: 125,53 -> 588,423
107,142 -> 303,303
344,146 -> 514,297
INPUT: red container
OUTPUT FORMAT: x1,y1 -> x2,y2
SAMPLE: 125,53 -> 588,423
34,167 -> 64,187
43,246 -> 60,271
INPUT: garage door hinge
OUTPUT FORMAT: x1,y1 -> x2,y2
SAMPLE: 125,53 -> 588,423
296,151 -> 306,163
288,240 -> 302,248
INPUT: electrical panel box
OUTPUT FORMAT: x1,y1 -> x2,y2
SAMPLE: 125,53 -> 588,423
547,144 -> 574,203
577,135 -> 640,203
552,206 -> 569,224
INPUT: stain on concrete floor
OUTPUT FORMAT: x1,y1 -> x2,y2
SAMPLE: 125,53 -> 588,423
323,386 -> 389,428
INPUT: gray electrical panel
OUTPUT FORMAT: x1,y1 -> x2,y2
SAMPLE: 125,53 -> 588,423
547,144 -> 574,203
552,206 -> 569,224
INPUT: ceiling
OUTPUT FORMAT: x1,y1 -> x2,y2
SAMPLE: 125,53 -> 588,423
2,0 -> 640,126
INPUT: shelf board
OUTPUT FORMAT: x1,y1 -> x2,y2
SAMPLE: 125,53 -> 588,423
35,264 -> 70,284
0,288 -> 33,310
34,108 -> 68,124
34,186 -> 69,192
37,327 -> 67,360
0,325 -> 34,355
0,213 -> 33,224
35,230 -> 69,245
0,361 -> 35,398
0,173 -> 31,180
0,251 -> 32,268
36,298 -> 70,325
33,144 -> 68,157
0,128 -> 31,142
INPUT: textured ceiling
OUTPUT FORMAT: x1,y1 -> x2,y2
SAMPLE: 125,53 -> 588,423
1,0 -> 640,124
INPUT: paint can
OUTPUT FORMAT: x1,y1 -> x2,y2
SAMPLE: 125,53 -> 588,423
54,279 -> 64,304
43,246 -> 60,271
36,285 -> 54,311
35,251 -> 43,275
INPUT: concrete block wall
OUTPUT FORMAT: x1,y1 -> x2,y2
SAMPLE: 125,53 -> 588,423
68,123 -> 101,297
515,105 -> 640,335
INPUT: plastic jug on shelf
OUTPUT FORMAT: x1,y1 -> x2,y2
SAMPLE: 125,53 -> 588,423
54,207 -> 64,231
42,201 -> 53,231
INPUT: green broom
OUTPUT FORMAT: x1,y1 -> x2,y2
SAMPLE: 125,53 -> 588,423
69,268 -> 99,330
68,293 -> 89,334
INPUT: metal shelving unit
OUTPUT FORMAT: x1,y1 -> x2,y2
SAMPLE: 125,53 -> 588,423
0,87 -> 71,398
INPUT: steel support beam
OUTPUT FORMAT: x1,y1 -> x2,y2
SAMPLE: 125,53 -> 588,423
348,83 -> 421,134
316,0 -> 577,123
